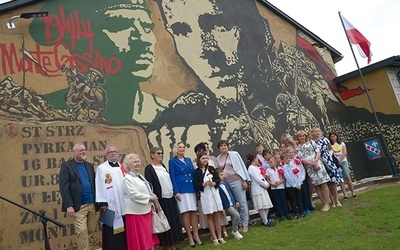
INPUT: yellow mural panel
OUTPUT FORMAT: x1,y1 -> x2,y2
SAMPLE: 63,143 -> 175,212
0,121 -> 149,249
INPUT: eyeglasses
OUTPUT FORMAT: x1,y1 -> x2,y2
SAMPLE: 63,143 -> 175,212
107,151 -> 118,154
155,152 -> 164,155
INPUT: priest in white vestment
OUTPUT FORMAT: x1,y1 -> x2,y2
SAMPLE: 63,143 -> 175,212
95,145 -> 127,250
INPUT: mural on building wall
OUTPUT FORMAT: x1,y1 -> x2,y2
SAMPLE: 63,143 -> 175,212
1,0 -> 399,249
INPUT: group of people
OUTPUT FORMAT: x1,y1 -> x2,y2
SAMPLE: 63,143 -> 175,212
58,129 -> 357,250
293,128 -> 357,212
148,140 -> 249,248
59,144 -> 183,250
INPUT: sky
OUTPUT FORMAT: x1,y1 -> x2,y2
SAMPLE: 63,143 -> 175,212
267,0 -> 400,76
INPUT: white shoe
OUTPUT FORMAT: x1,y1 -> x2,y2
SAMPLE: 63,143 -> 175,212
212,239 -> 220,245
223,231 -> 229,237
218,238 -> 226,244
232,231 -> 243,240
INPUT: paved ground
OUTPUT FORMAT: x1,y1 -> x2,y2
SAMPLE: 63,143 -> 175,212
348,175 -> 400,194
308,175 -> 400,205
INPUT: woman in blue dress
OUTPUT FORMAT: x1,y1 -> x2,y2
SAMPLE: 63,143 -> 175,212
311,127 -> 344,207
169,141 -> 202,247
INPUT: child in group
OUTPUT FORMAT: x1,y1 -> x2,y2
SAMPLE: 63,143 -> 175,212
289,143 -> 313,215
246,153 -> 275,227
272,148 -> 283,165
261,149 -> 272,171
261,148 -> 275,221
255,143 -> 269,170
193,151 -> 226,245
281,133 -> 298,153
267,155 -> 292,222
272,148 -> 282,163
282,148 -> 307,218
216,168 -> 243,240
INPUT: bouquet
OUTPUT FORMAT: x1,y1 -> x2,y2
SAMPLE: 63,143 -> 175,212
207,173 -> 213,181
294,157 -> 301,165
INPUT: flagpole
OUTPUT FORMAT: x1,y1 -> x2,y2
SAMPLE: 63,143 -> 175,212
338,11 -> 398,177
21,37 -> 26,106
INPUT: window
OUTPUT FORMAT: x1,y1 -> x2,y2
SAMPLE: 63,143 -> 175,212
387,67 -> 400,105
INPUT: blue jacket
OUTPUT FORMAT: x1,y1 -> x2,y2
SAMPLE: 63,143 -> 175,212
169,156 -> 196,194
218,181 -> 237,210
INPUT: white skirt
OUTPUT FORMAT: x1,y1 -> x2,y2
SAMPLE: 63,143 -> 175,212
200,186 -> 223,215
176,192 -> 197,213
252,190 -> 273,210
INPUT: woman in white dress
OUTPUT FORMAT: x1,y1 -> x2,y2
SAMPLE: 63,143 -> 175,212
194,151 -> 225,245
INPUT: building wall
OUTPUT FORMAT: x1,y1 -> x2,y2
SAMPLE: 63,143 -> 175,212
339,68 -> 400,114
0,0 -> 399,249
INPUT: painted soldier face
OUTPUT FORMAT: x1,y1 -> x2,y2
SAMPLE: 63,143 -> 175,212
101,6 -> 156,78
161,0 -> 241,103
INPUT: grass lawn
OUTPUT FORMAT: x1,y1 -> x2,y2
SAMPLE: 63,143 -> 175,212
175,183 -> 400,249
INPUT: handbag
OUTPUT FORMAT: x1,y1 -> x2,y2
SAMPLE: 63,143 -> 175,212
332,156 -> 343,169
321,159 -> 332,176
152,200 -> 171,234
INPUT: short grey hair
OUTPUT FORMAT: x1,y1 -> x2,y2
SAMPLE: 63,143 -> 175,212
105,145 -> 118,154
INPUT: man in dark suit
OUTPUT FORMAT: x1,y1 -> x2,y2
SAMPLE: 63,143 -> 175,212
59,143 -> 97,250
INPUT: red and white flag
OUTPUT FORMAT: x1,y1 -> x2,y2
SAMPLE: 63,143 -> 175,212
342,16 -> 372,64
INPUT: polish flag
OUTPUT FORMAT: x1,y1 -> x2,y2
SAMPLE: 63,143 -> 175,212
342,16 -> 372,64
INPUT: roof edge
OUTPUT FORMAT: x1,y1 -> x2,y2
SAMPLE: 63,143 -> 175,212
0,0 -> 44,14
256,0 -> 343,63
334,56 -> 400,83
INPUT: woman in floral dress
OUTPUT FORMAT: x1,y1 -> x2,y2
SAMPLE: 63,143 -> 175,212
296,130 -> 331,212
311,127 -> 344,207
